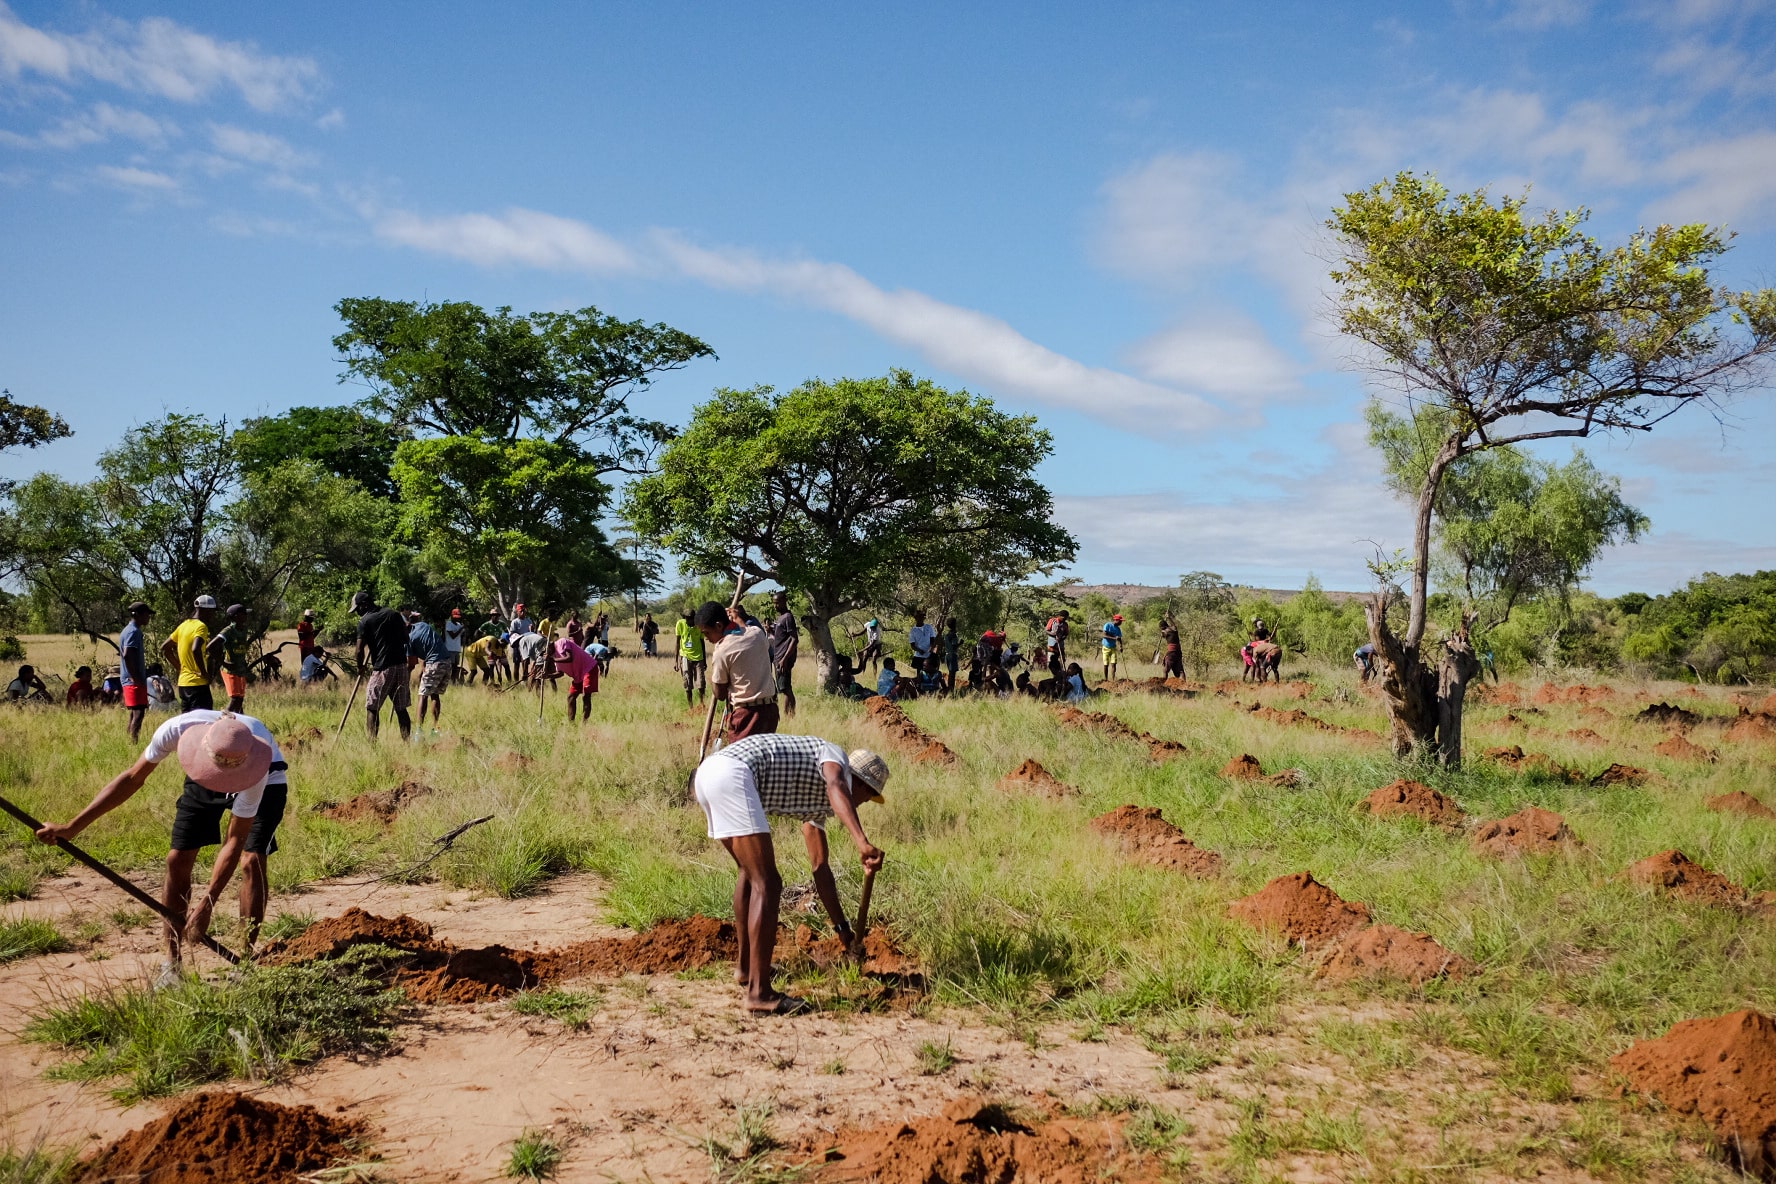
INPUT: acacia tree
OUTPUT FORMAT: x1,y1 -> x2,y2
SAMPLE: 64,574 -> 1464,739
625,371 -> 1077,689
1331,173 -> 1776,764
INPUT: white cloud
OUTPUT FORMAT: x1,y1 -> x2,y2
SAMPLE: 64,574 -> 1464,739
316,107 -> 344,130
0,4 -> 319,111
1488,0 -> 1593,29
375,207 -> 639,273
95,163 -> 176,190
1096,152 -> 1252,278
1651,131 -> 1776,225
24,101 -> 174,149
209,123 -> 313,170
1124,318 -> 1302,403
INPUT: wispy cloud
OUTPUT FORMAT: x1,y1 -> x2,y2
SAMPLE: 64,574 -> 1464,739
0,3 -> 319,111
95,162 -> 176,191
1,100 -> 176,149
375,207 -> 639,273
209,123 -> 313,170
1124,317 -> 1303,404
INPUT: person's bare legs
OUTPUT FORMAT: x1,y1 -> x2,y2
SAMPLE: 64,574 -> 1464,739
127,707 -> 146,743
239,852 -> 268,947
163,848 -> 199,964
366,706 -> 381,738
718,833 -> 782,1009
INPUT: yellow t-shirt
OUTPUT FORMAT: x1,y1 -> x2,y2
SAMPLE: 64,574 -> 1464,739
170,618 -> 211,687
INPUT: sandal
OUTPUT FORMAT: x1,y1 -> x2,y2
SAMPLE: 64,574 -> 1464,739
746,994 -> 815,1016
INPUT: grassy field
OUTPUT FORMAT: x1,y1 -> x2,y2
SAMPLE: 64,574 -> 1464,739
2,644 -> 1773,1178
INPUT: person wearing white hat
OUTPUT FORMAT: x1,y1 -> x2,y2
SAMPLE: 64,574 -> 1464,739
161,594 -> 219,713
691,733 -> 886,1015
35,710 -> 289,982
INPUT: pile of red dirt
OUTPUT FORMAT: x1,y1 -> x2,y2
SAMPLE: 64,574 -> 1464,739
1228,872 -> 1371,947
1090,805 -> 1222,877
1241,701 -> 1339,732
1222,753 -> 1264,779
1318,923 -> 1473,985
1471,807 -> 1579,857
1001,759 -> 1074,795
74,1091 -> 364,1184
1611,1010 -> 1776,1179
1727,709 -> 1776,745
1476,681 -> 1524,705
1533,683 -> 1615,705
1655,733 -> 1718,762
1212,679 -> 1246,696
1052,706 -> 1187,761
1638,702 -> 1702,729
320,779 -> 436,823
1484,745 -> 1580,781
1567,728 -> 1606,744
1590,763 -> 1649,788
1580,705 -> 1616,723
1098,676 -> 1196,697
272,909 -> 918,1000
864,696 -> 958,763
1363,779 -> 1466,825
1626,850 -> 1768,911
807,1095 -> 1160,1184
1708,791 -> 1776,820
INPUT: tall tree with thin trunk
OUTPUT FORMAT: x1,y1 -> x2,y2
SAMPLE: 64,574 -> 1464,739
1328,173 -> 1776,765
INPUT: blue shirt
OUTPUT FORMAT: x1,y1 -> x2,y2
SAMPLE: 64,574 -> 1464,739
1101,622 -> 1123,649
119,621 -> 144,687
877,669 -> 899,697
409,622 -> 450,662
300,653 -> 326,681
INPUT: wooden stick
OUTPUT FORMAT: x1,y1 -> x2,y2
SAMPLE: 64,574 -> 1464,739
850,865 -> 877,957
334,671 -> 366,741
697,571 -> 749,760
0,795 -> 240,965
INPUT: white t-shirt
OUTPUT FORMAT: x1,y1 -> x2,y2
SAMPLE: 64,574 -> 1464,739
865,621 -> 881,644
140,710 -> 287,818
908,623 -> 936,657
515,632 -> 548,663
444,620 -> 465,653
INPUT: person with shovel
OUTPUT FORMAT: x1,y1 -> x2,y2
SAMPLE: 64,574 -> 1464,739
691,734 -> 887,1015
33,710 -> 288,984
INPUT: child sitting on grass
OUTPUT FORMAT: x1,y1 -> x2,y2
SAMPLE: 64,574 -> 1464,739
915,655 -> 946,697
1065,662 -> 1088,702
875,656 -> 901,699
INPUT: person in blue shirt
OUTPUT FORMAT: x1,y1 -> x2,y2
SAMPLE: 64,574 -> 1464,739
119,600 -> 153,742
915,656 -> 946,698
876,656 -> 900,699
300,646 -> 333,684
410,611 -> 453,727
1100,614 -> 1124,681
1065,662 -> 1088,702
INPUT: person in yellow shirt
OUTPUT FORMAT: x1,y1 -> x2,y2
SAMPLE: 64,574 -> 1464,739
462,634 -> 505,685
160,594 -> 219,713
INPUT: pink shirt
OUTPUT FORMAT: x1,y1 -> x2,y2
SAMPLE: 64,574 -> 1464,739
553,639 -> 598,683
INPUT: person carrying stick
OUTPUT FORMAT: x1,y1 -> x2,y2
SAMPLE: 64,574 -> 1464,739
34,710 -> 289,985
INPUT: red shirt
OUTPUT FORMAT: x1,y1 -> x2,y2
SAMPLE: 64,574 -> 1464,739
66,678 -> 95,706
297,620 -> 316,658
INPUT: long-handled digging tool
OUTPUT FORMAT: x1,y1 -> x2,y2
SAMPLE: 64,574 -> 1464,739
333,671 -> 367,742
849,865 -> 877,959
0,794 -> 241,965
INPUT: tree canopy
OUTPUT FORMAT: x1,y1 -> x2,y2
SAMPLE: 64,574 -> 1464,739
0,390 -> 71,455
234,405 -> 405,499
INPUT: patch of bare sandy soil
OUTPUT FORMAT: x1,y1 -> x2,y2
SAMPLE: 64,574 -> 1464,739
1089,805 -> 1222,877
1362,779 -> 1466,826
1471,807 -> 1580,857
1613,1009 -> 1776,1179
864,696 -> 959,763
1626,850 -> 1776,914
1709,791 -> 1776,820
1000,759 -> 1074,795
1228,872 -> 1371,947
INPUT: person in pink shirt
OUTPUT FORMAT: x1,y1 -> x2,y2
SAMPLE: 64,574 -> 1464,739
552,637 -> 599,723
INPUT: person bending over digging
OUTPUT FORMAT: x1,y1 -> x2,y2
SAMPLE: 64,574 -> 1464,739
692,734 -> 887,1014
35,710 -> 289,984
551,636 -> 599,722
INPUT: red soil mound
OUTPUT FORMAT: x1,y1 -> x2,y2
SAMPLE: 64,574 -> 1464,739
1228,872 -> 1371,947
1727,710 -> 1776,745
320,779 -> 436,823
1363,779 -> 1466,825
75,1091 -> 363,1184
1318,923 -> 1473,985
1708,791 -> 1776,820
1145,736 -> 1188,760
809,1095 -> 1159,1184
1242,701 -> 1340,732
1534,683 -> 1615,705
1638,702 -> 1702,729
280,725 -> 325,751
1001,759 -> 1073,795
494,751 -> 531,772
1567,728 -> 1605,744
1098,676 -> 1196,698
1471,807 -> 1578,857
1626,850 -> 1758,910
1580,705 -> 1615,723
1053,706 -> 1187,760
1222,753 -> 1264,779
1656,733 -> 1718,762
1479,681 -> 1524,705
1590,763 -> 1649,787
864,696 -> 958,763
1484,746 -> 1579,781
1612,1009 -> 1776,1179
1090,805 -> 1222,877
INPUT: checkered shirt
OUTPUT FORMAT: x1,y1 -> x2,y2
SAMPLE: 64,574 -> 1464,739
721,733 -> 845,821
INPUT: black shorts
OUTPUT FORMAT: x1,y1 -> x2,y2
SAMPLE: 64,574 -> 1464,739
178,684 -> 214,713
170,780 -> 287,856
775,665 -> 794,696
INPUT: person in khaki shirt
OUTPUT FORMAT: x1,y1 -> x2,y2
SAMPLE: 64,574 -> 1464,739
696,601 -> 779,740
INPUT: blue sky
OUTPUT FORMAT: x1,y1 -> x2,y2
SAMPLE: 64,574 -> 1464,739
3,1 -> 1774,594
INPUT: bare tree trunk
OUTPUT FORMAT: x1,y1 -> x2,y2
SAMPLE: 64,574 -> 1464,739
1368,593 -> 1480,767
804,594 -> 844,693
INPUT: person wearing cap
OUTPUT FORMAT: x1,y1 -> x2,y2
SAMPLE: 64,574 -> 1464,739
296,609 -> 317,664
549,635 -> 599,721
691,733 -> 886,1015
162,595 -> 219,713
443,607 -> 465,682
859,617 -> 885,674
119,601 -> 154,741
697,601 -> 778,741
1101,613 -> 1124,681
206,603 -> 253,713
34,709 -> 290,977
509,603 -> 533,639
461,633 -> 504,685
352,591 -> 414,741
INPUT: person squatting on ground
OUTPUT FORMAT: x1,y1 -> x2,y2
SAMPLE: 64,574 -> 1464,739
353,592 -> 414,741
163,594 -> 219,713
552,636 -> 600,722
692,733 -> 887,1014
700,601 -> 779,741
35,710 -> 289,981
769,591 -> 798,717
411,609 -> 453,727
300,645 -> 333,684
1101,613 -> 1124,681
65,666 -> 96,706
119,600 -> 154,741
207,603 -> 253,713
678,609 -> 707,707
6,664 -> 50,703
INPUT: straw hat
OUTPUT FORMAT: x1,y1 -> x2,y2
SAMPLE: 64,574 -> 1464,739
846,749 -> 890,802
176,714 -> 273,796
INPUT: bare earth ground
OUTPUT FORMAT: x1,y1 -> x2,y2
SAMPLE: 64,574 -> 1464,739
0,865 -> 1731,1183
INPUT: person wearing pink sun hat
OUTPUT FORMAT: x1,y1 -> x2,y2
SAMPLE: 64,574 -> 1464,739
35,710 -> 290,982
550,635 -> 599,723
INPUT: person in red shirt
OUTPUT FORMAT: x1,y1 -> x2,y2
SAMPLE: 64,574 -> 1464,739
296,609 -> 317,662
66,666 -> 96,707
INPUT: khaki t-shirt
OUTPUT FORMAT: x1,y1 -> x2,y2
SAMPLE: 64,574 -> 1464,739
708,625 -> 776,706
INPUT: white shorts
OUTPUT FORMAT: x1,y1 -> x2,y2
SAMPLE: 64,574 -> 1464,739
692,754 -> 770,839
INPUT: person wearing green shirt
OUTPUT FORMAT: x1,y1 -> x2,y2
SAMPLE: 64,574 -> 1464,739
477,609 -> 502,641
206,603 -> 253,713
676,610 -> 706,707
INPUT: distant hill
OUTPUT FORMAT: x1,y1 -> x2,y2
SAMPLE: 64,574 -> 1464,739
1067,583 -> 1370,607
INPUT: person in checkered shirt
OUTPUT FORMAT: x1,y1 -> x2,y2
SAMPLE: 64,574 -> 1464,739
692,733 -> 888,1015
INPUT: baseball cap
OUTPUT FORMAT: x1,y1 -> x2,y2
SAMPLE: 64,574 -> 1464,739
127,601 -> 152,615
1113,614 -> 1123,623
193,594 -> 218,609
226,603 -> 246,617
302,609 -> 316,619
450,608 -> 462,619
176,713 -> 273,796
846,749 -> 890,802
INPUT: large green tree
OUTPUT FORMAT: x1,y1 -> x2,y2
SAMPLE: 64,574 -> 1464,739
233,405 -> 405,499
625,371 -> 1077,688
1330,173 -> 1776,765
